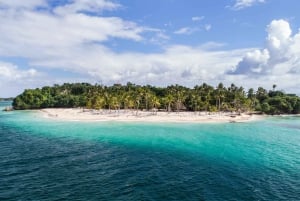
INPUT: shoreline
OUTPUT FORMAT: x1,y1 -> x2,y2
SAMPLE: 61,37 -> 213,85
39,108 -> 265,123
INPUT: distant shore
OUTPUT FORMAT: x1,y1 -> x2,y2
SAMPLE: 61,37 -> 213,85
40,108 -> 265,123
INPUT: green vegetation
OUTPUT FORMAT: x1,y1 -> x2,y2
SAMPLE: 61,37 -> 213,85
12,82 -> 300,114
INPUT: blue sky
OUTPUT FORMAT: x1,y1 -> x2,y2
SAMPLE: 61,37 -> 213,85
1,0 -> 300,97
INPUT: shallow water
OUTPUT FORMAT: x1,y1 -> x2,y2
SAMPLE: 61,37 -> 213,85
0,102 -> 299,200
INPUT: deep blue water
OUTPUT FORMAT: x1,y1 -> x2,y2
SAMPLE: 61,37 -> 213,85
0,101 -> 299,200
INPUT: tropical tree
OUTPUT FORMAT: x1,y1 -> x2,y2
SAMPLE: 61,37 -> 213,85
163,94 -> 174,113
215,83 -> 225,112
12,82 -> 300,115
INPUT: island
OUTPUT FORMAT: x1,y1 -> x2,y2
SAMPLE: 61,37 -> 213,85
11,82 -> 300,122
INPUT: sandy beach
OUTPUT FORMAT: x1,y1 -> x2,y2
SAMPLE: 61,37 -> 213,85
40,108 -> 264,123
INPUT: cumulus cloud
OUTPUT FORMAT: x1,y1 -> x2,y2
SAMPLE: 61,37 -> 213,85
0,62 -> 37,80
0,61 -> 41,97
28,44 -> 248,87
232,19 -> 300,75
229,19 -> 300,93
232,49 -> 269,74
0,0 -> 248,95
1,0 -> 300,96
266,20 -> 292,62
174,27 -> 199,35
232,0 -> 265,10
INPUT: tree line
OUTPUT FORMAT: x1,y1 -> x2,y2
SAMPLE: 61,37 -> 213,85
12,82 -> 300,114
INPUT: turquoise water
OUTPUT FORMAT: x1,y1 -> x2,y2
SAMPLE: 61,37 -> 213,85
0,102 -> 299,200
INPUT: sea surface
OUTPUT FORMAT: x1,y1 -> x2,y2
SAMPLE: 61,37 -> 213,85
0,101 -> 299,201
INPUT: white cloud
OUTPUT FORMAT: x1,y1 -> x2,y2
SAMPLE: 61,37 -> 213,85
192,16 -> 204,22
266,19 -> 292,61
150,31 -> 170,45
204,24 -> 212,31
174,24 -> 211,35
233,49 -> 270,74
231,19 -> 300,93
0,61 -> 41,97
27,43 -> 249,88
199,42 -> 227,50
174,27 -> 199,35
0,10 -> 144,57
232,0 -> 265,10
0,62 -> 38,80
0,0 -> 300,96
0,0 -> 47,10
222,73 -> 300,95
54,0 -> 121,15
232,19 -> 300,75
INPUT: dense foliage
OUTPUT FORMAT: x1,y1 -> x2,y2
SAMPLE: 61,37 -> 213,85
13,82 -> 300,114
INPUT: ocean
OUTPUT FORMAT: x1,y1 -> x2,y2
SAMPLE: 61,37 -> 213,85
0,101 -> 299,200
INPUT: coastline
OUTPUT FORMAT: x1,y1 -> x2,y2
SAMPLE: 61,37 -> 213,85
39,108 -> 265,123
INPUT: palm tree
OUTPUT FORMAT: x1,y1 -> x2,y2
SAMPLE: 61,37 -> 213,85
188,91 -> 202,112
133,87 -> 144,115
215,83 -> 225,112
94,96 -> 105,111
232,86 -> 247,113
247,88 -> 256,110
170,85 -> 187,113
143,88 -> 153,111
149,95 -> 161,114
163,94 -> 174,113
110,95 -> 120,111
122,92 -> 133,111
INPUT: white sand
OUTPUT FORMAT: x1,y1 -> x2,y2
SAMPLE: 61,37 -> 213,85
39,108 -> 264,123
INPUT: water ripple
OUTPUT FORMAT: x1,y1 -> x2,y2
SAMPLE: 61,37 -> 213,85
0,107 -> 300,200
